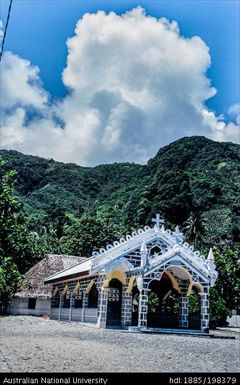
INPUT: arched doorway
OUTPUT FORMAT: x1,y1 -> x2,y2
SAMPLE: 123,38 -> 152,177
88,283 -> 98,308
132,285 -> 139,326
106,278 -> 122,326
62,291 -> 71,308
188,286 -> 201,329
147,273 -> 179,328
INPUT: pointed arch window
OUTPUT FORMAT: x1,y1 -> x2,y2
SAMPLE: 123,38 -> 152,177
88,283 -> 98,308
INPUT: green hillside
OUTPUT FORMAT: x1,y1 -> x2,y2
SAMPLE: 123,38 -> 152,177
1,136 -> 239,247
0,149 -> 141,224
126,136 -> 240,244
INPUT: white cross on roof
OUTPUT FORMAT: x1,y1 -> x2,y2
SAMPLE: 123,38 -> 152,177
152,213 -> 164,229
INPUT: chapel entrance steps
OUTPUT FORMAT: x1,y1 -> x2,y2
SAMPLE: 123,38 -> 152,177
105,326 -> 236,339
136,327 -> 209,337
147,313 -> 201,329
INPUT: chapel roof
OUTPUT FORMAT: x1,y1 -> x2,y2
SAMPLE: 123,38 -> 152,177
44,215 -> 216,285
44,258 -> 93,284
14,254 -> 86,299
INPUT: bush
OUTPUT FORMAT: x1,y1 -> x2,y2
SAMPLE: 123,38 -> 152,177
209,288 -> 231,328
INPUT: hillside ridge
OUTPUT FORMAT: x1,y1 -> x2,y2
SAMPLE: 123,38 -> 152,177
1,135 -> 239,248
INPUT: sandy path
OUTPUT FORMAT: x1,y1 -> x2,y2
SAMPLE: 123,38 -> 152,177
0,316 -> 239,372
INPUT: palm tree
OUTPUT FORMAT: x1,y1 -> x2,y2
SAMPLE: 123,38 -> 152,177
183,211 -> 205,245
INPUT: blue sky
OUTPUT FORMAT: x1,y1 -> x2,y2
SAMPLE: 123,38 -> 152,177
1,0 -> 240,163
2,0 -> 239,117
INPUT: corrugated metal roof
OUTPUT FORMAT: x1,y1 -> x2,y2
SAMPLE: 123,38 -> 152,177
44,258 -> 92,284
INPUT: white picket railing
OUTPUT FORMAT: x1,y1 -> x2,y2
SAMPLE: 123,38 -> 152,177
51,307 -> 98,323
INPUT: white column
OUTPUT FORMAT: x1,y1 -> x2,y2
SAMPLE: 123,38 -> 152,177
97,287 -> 108,328
69,294 -> 73,322
200,287 -> 209,332
121,284 -> 133,326
178,294 -> 189,328
58,295 -> 62,321
81,292 -> 88,322
138,288 -> 148,328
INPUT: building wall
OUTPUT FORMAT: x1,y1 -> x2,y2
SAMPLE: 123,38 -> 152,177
49,259 -> 211,331
227,315 -> 240,327
50,279 -> 99,323
51,307 -> 98,323
8,297 -> 51,316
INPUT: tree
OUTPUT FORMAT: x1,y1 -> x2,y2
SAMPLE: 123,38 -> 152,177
60,214 -> 115,257
183,211 -> 205,246
0,158 -> 46,312
0,158 -> 42,273
148,292 -> 160,313
209,288 -> 231,328
212,247 -> 240,319
0,159 -> 24,311
96,204 -> 126,237
0,256 -> 22,314
188,290 -> 200,315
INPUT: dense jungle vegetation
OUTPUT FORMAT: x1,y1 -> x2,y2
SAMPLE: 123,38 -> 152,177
1,136 -> 240,325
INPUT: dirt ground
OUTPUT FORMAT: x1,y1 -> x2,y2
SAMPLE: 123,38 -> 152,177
0,316 -> 239,372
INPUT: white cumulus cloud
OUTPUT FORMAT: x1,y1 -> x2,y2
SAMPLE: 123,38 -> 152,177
227,103 -> 240,125
1,7 -> 239,165
1,52 -> 48,110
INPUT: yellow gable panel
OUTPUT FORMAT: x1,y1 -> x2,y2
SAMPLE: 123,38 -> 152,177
62,284 -> 68,295
188,282 -> 204,295
52,286 -> 59,297
86,280 -> 95,293
103,270 -> 126,288
164,270 -> 180,293
73,282 -> 80,294
126,276 -> 136,293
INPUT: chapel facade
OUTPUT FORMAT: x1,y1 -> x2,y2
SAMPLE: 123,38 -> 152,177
44,214 -> 218,332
